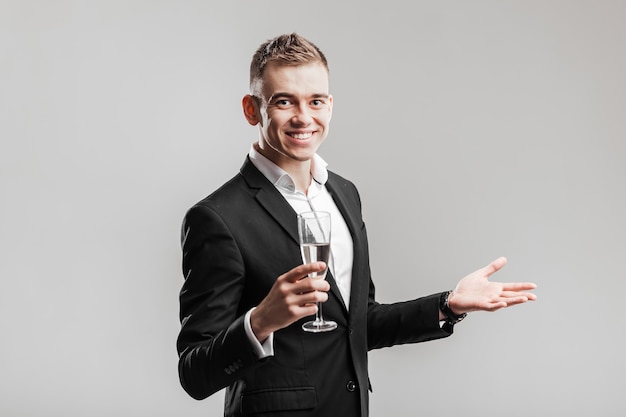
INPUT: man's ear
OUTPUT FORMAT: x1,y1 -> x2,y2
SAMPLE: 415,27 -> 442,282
328,94 -> 333,120
242,95 -> 260,126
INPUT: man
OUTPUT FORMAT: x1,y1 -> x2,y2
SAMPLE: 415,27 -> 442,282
177,33 -> 537,416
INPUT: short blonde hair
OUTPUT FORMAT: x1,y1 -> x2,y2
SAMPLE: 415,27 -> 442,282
249,33 -> 329,93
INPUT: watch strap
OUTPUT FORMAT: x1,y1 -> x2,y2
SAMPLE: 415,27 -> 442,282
439,291 -> 467,325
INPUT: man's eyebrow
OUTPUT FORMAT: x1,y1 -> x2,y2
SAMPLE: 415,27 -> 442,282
268,92 -> 295,101
268,92 -> 330,101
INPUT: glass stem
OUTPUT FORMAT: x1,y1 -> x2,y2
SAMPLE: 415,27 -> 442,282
316,302 -> 324,324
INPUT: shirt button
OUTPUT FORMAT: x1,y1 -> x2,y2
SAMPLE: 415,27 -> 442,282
346,380 -> 357,392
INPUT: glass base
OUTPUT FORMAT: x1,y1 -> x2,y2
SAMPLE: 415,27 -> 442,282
302,319 -> 338,333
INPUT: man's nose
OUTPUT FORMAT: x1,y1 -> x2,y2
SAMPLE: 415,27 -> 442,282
291,104 -> 313,125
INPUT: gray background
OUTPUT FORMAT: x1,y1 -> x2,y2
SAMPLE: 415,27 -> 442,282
1,1 -> 624,416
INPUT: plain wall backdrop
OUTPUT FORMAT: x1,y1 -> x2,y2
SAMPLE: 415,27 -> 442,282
1,1 -> 625,416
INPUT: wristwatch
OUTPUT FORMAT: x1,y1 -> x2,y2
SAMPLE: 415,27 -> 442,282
439,291 -> 467,325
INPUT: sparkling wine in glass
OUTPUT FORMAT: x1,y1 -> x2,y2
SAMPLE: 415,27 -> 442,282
297,211 -> 337,333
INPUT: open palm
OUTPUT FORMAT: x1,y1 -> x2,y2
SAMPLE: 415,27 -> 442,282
449,257 -> 537,314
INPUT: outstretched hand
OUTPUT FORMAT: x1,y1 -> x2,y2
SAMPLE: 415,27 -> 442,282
448,257 -> 537,315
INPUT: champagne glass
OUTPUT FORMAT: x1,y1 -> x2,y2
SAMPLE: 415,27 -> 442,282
297,211 -> 337,333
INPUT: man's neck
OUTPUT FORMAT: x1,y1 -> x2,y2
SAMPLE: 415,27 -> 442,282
289,163 -> 312,195
253,142 -> 312,194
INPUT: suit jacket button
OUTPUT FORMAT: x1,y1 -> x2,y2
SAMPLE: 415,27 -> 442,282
346,380 -> 357,392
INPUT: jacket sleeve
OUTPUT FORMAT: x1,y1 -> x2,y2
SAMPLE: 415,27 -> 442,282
366,288 -> 452,351
176,204 -> 264,400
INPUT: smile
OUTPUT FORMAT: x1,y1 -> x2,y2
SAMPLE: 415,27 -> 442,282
289,132 -> 313,140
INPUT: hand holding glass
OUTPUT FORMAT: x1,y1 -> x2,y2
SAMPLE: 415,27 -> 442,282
297,211 -> 337,333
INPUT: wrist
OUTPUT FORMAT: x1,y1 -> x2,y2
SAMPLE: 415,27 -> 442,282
250,308 -> 272,343
244,308 -> 275,358
446,291 -> 464,316
439,291 -> 467,325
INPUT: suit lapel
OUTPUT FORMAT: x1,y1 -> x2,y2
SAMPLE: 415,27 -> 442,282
325,174 -> 361,240
325,173 -> 364,316
240,158 -> 299,244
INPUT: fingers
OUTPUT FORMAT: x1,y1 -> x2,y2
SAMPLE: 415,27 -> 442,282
277,264 -> 331,303
282,262 -> 327,283
292,275 -> 331,296
289,286 -> 329,306
251,265 -> 331,338
500,282 -> 537,302
479,291 -> 536,312
501,291 -> 537,302
502,281 -> 537,291
480,300 -> 508,311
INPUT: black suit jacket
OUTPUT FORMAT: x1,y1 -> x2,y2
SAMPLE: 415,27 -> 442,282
177,158 -> 451,416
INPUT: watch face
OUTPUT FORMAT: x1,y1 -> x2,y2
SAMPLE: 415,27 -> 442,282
454,313 -> 467,324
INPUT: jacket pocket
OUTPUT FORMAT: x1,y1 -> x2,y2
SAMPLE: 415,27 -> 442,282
241,386 -> 317,414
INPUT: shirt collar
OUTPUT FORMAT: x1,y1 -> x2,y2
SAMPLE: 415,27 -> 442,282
248,144 -> 329,193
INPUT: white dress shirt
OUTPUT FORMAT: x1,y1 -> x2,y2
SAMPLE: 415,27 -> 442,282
243,145 -> 355,357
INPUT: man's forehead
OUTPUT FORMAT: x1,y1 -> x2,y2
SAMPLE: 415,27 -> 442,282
258,62 -> 328,90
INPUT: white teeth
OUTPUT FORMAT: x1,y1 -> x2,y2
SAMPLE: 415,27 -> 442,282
291,133 -> 312,139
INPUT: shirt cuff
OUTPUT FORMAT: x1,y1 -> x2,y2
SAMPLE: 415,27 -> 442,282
244,307 -> 275,358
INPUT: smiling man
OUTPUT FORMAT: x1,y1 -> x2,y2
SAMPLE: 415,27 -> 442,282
176,33 -> 537,417
243,60 -> 332,199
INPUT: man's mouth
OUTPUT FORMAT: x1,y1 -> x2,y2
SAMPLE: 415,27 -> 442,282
288,132 -> 313,140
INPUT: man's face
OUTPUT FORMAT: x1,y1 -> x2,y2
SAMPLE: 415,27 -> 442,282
249,62 -> 333,170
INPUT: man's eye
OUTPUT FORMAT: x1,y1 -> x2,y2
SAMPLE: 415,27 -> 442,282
311,99 -> 323,106
276,99 -> 291,106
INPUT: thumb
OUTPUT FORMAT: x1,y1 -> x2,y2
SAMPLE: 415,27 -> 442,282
284,262 -> 327,283
482,257 -> 507,278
